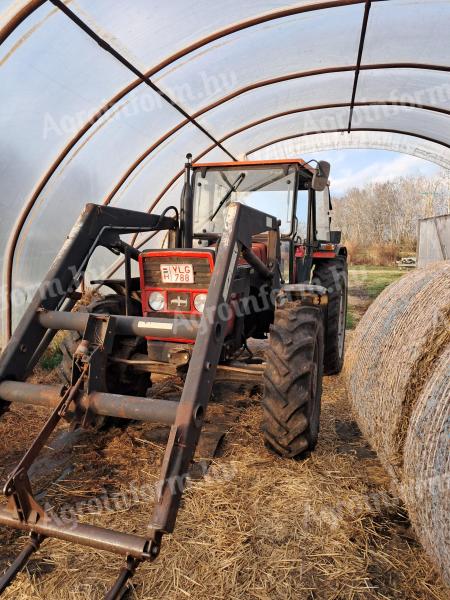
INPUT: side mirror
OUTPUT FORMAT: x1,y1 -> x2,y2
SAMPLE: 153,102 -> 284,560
330,230 -> 341,244
312,160 -> 331,192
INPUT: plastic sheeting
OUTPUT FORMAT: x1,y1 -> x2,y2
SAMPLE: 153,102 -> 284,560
1,0 -> 450,342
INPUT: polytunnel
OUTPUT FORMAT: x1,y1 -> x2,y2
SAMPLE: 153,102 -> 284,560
2,0 -> 450,344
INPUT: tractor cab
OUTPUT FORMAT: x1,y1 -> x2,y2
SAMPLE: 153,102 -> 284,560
189,159 -> 344,283
138,158 -> 347,371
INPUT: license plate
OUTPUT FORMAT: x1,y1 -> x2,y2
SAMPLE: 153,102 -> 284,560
160,263 -> 194,284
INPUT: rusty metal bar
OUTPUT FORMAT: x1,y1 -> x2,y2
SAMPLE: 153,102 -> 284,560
219,102 -> 450,143
149,203 -> 280,539
0,204 -> 176,379
130,0 -> 369,79
0,508 -> 151,559
246,127 -> 450,155
0,0 -> 46,45
37,310 -> 199,340
87,392 -> 177,424
0,533 -> 45,593
190,62 -> 450,121
49,0 -> 236,162
0,381 -> 178,425
0,380 -> 66,408
348,0 -> 372,132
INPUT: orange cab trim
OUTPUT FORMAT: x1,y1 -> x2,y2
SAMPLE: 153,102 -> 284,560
192,159 -> 315,175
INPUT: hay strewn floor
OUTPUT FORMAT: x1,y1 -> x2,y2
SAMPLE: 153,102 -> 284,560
0,365 -> 448,600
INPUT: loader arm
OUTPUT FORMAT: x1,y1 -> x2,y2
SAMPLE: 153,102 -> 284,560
0,201 -> 280,599
0,203 -> 177,384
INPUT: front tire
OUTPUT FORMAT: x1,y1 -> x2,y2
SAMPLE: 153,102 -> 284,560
262,301 -> 324,458
60,294 -> 150,397
313,258 -> 348,375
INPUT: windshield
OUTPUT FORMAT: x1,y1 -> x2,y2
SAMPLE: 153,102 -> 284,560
192,166 -> 296,236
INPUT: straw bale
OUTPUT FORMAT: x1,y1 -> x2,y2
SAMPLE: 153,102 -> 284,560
345,262 -> 450,482
402,344 -> 450,586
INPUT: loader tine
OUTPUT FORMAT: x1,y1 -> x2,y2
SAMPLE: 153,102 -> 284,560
0,533 -> 45,594
104,556 -> 140,600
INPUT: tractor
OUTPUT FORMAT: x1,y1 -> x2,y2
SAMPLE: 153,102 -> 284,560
0,156 -> 347,598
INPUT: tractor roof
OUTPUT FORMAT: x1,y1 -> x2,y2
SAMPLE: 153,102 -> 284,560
192,158 -> 315,176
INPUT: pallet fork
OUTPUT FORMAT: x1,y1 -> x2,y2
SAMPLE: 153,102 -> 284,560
0,201 -> 280,598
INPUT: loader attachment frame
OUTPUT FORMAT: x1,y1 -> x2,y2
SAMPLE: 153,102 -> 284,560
0,201 -> 280,598
0,203 -> 178,385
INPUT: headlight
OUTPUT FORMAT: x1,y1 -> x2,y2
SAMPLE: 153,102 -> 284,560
193,293 -> 207,313
148,291 -> 165,311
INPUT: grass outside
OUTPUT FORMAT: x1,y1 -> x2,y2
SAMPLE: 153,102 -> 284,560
347,265 -> 405,329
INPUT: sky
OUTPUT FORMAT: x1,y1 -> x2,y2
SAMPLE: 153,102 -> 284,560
301,149 -> 441,197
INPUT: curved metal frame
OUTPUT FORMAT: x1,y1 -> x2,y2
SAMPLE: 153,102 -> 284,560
103,119 -> 450,281
3,0 -> 450,337
0,0 -> 46,45
2,0 -> 369,337
97,67 -> 450,213
218,101 -> 450,143
6,68 -> 450,337
190,62 -> 450,120
246,127 -> 450,155
118,98 -> 450,226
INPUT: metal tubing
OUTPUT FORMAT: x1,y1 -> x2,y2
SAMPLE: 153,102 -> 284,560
348,0 -> 372,131
0,382 -> 178,425
215,101 -> 450,145
0,533 -> 45,593
241,248 -> 274,279
0,381 -> 62,409
37,311 -> 199,340
0,508 -> 150,559
88,392 -> 177,424
0,0 -> 46,45
246,127 -> 450,156
105,558 -> 140,600
0,204 -> 176,378
50,0 -> 236,161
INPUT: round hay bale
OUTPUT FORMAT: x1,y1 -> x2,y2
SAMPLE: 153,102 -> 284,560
402,345 -> 450,585
345,262 -> 450,483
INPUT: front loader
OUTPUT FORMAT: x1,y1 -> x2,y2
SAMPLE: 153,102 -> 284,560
0,156 -> 347,597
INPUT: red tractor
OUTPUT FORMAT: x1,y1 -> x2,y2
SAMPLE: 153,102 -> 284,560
0,156 -> 347,597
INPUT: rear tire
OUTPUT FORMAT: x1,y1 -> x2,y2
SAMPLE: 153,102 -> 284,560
60,294 -> 150,397
262,302 -> 324,458
313,258 -> 348,375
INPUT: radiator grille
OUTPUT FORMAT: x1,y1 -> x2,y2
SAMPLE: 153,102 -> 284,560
142,255 -> 212,288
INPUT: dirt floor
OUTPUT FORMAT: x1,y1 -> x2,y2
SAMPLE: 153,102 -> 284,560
0,266 -> 448,599
0,362 -> 449,599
